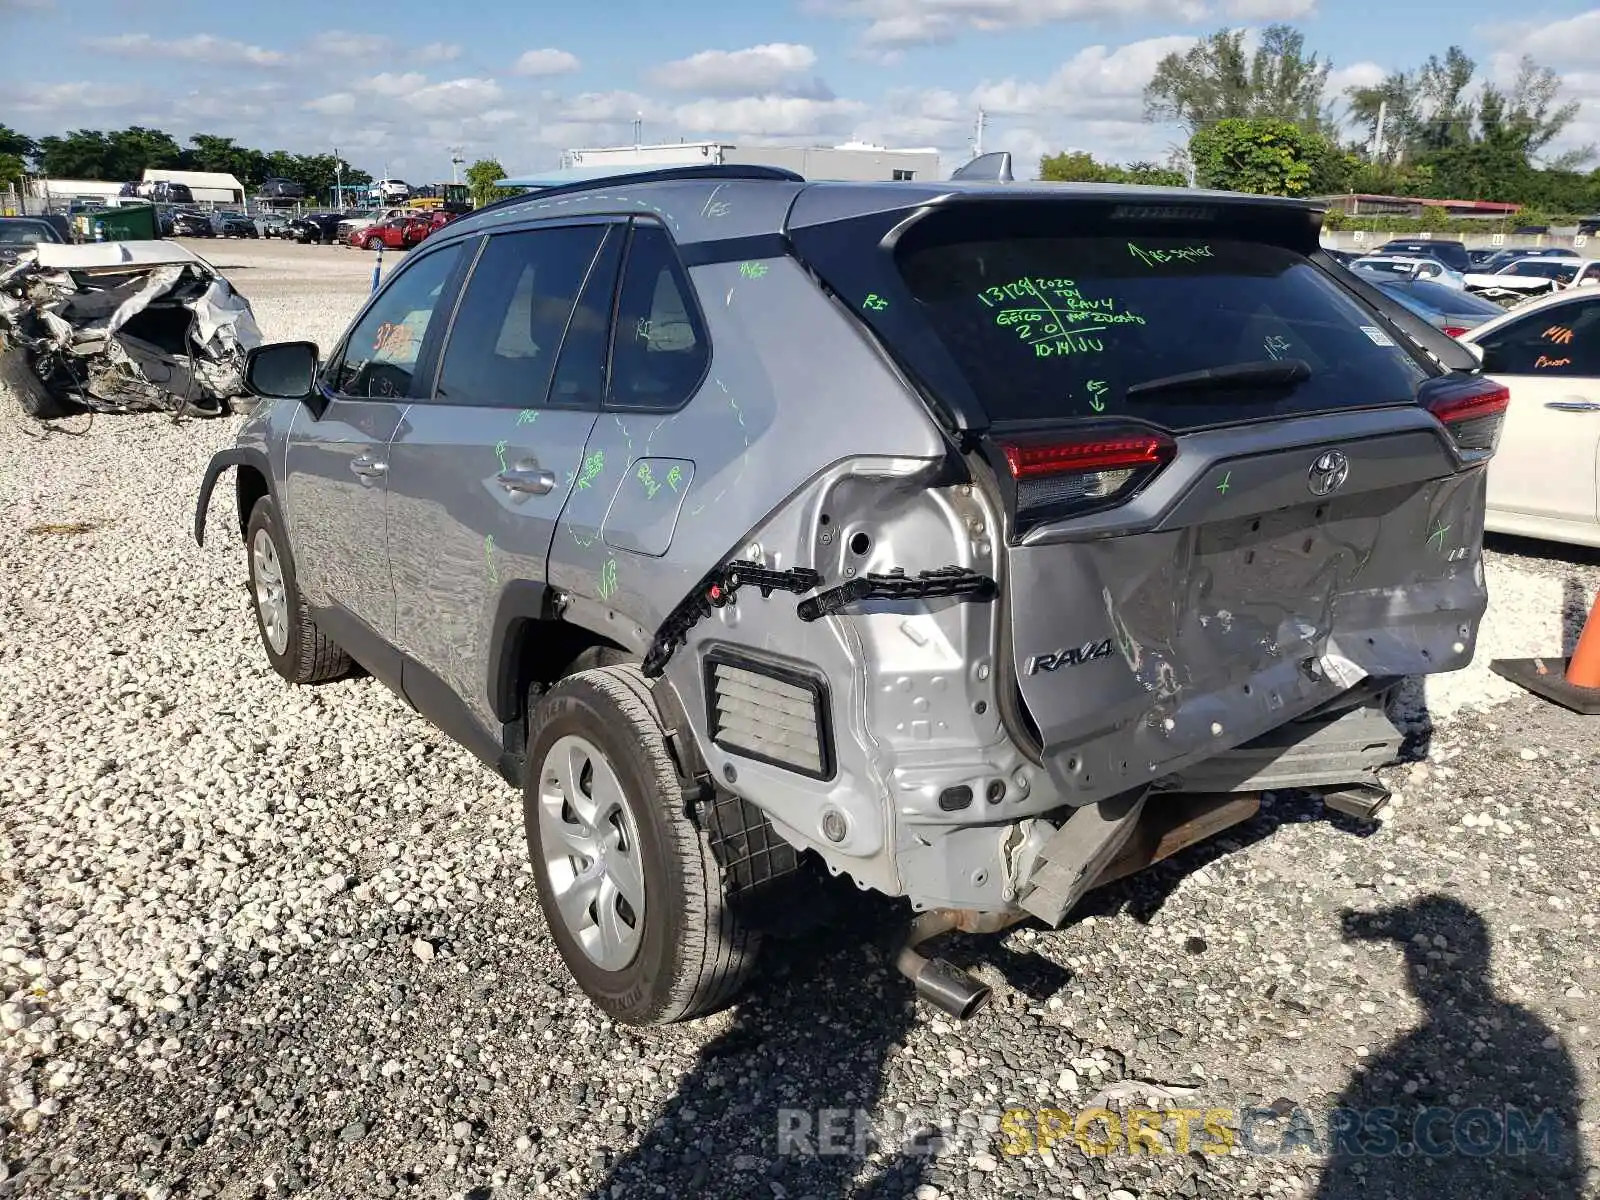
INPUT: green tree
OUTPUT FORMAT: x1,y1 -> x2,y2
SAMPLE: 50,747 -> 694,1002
1145,24 -> 1331,135
1189,118 -> 1333,196
36,130 -> 115,178
104,126 -> 181,178
465,158 -> 516,207
1039,151 -> 1187,187
0,153 -> 26,197
0,124 -> 37,165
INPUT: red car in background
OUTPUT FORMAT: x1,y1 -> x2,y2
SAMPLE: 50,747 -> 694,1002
349,215 -> 433,250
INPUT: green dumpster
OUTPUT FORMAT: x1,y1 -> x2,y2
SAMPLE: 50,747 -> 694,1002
73,203 -> 159,242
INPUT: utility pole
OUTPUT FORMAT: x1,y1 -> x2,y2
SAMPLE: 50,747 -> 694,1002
334,146 -> 342,209
633,113 -> 643,149
972,108 -> 987,160
449,146 -> 464,184
1371,98 -> 1387,164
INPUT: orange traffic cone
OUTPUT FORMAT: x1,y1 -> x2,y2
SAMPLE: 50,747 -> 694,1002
1490,588 -> 1600,714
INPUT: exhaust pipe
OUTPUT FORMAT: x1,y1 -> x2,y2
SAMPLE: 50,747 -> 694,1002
892,910 -> 995,1020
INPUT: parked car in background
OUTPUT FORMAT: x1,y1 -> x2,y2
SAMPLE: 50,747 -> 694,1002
372,179 -> 410,202
1471,257 -> 1587,293
1457,288 -> 1600,547
1349,254 -> 1466,289
0,216 -> 66,266
258,177 -> 305,200
1376,238 -> 1471,273
1374,279 -> 1508,336
337,206 -> 413,242
170,209 -> 215,237
284,213 -> 343,244
212,211 -> 260,239
1475,246 -> 1580,274
1467,248 -> 1498,268
139,180 -> 196,205
258,212 -> 292,238
348,215 -> 431,250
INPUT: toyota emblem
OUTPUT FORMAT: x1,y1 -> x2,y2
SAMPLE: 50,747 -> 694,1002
1308,450 -> 1350,496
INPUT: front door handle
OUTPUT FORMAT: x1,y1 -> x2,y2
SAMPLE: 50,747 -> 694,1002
1544,398 -> 1600,412
350,454 -> 388,478
498,463 -> 556,495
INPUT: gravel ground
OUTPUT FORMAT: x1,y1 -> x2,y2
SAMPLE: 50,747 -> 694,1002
1,241 -> 1596,1200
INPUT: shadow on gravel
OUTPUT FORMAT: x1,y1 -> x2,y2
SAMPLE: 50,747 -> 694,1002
1073,790 -> 1386,927
584,882 -> 1072,1200
1314,894 -> 1588,1199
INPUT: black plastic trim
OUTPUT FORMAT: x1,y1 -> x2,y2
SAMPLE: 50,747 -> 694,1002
702,644 -> 837,782
678,233 -> 792,268
486,579 -> 552,723
194,445 -> 273,545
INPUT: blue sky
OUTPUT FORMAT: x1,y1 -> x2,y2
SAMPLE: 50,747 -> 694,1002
2,0 -> 1598,182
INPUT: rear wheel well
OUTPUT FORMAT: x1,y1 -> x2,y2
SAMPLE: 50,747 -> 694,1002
499,618 -> 636,752
235,466 -> 269,542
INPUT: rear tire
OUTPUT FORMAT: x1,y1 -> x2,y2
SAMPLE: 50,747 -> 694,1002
525,665 -> 760,1025
244,496 -> 351,685
1,342 -> 81,420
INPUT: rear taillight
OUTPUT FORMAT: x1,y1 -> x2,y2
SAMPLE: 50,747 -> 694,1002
1441,325 -> 1468,338
995,429 -> 1176,522
1421,375 -> 1510,458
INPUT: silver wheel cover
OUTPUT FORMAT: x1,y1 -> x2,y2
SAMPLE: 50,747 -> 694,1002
250,527 -> 290,656
537,734 -> 647,971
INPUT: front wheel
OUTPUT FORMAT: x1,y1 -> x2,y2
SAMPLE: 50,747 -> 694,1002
244,496 -> 352,684
365,236 -> 382,251
525,665 -> 760,1025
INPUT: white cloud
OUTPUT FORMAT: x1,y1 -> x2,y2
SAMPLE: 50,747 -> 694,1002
513,48 -> 581,77
408,78 -> 506,116
1483,13 -> 1600,71
414,42 -> 462,63
358,72 -> 430,97
558,90 -> 660,124
813,0 -> 1208,51
649,43 -> 819,95
306,31 -> 393,58
304,93 -> 357,116
969,35 -> 1196,118
1325,61 -> 1388,96
83,33 -> 286,67
1221,0 -> 1316,17
673,95 -> 866,138
12,80 -> 149,113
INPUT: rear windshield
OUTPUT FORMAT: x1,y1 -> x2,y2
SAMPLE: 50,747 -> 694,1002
895,233 -> 1430,429
0,223 -> 50,246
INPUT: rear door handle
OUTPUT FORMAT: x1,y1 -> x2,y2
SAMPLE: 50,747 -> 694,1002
498,463 -> 556,495
350,454 -> 388,478
1544,398 -> 1600,412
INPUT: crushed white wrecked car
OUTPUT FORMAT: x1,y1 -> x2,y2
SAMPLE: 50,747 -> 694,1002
0,239 -> 262,420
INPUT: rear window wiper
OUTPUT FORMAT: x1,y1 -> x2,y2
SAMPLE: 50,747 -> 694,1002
1125,358 -> 1311,401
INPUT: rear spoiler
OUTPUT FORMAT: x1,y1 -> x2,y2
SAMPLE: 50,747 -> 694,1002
1311,249 -> 1483,374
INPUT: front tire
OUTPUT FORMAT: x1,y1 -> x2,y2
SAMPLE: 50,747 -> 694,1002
244,496 -> 351,684
525,665 -> 760,1025
365,236 -> 383,251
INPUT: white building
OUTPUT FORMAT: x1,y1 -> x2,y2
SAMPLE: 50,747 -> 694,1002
558,139 -> 941,183
27,178 -> 124,204
141,168 -> 245,205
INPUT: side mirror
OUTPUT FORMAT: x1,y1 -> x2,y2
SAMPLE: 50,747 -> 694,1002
244,340 -> 329,412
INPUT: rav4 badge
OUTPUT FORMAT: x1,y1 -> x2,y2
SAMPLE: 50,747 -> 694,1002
1027,638 -> 1115,675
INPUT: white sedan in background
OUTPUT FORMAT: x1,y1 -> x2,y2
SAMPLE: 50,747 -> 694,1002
1459,287 -> 1600,546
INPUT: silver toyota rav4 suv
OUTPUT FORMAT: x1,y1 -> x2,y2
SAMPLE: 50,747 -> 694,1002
196,162 -> 1504,1025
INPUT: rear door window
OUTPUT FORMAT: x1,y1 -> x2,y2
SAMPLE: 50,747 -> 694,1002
433,224 -> 607,409
605,223 -> 709,412
896,234 -> 1430,429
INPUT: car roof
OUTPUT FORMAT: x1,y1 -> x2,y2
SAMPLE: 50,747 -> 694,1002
442,164 -> 1323,254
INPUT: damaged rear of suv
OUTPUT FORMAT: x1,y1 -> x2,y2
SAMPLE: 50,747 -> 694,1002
205,166 -> 1500,1025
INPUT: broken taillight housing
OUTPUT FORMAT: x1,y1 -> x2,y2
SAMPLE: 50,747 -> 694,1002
1420,375 -> 1511,459
994,429 -> 1177,524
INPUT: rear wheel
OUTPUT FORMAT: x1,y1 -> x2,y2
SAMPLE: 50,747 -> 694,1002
244,496 -> 351,684
525,665 -> 760,1025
